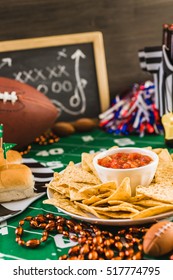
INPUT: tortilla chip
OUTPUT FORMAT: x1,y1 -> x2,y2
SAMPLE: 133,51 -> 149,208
48,185 -> 70,197
78,181 -> 117,196
74,201 -> 109,219
136,184 -> 173,203
81,153 -> 92,172
158,148 -> 172,163
68,181 -> 95,190
43,196 -> 89,217
132,205 -> 173,219
109,177 -> 131,200
133,199 -> 171,207
155,162 -> 173,183
143,146 -> 152,150
108,146 -> 119,150
69,188 -> 89,201
92,204 -> 139,214
95,211 -> 135,219
93,177 -> 131,206
152,148 -> 163,155
103,199 -> 126,206
82,195 -> 102,205
58,161 -> 101,185
53,172 -> 61,181
81,152 -> 99,177
97,191 -> 114,198
128,194 -> 147,203
82,191 -> 114,205
108,200 -> 145,211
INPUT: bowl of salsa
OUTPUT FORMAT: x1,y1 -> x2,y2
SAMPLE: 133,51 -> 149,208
93,147 -> 159,196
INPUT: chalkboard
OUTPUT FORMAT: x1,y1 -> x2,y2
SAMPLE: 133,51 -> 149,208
0,32 -> 110,121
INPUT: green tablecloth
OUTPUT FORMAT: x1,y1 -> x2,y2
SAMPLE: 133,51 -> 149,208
0,129 -> 173,260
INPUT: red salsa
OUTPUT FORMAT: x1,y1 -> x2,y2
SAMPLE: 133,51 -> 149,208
98,152 -> 153,169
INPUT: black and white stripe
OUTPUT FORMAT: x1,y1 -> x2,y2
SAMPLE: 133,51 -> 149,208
22,158 -> 53,192
0,205 -> 20,216
138,46 -> 162,113
161,45 -> 173,114
138,46 -> 162,73
138,45 -> 173,116
0,158 -> 54,222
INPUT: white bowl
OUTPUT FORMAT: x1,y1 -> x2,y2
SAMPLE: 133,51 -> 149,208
93,147 -> 159,196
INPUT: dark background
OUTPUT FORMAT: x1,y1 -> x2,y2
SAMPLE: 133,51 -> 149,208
0,0 -> 173,101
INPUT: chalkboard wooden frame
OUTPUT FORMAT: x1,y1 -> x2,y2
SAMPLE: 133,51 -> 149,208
0,32 -> 110,115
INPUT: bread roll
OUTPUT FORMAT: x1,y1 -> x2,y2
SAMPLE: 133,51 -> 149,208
0,148 -> 22,165
6,150 -> 22,164
143,220 -> 173,257
0,164 -> 34,202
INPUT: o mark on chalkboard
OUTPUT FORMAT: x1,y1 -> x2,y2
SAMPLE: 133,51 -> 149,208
52,81 -> 72,93
70,79 -> 87,107
37,84 -> 48,95
37,80 -> 73,96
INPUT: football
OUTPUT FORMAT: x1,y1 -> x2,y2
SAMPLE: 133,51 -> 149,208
0,77 -> 59,150
143,220 -> 173,257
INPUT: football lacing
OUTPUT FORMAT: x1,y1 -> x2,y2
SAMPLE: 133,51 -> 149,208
0,91 -> 18,104
155,222 -> 173,237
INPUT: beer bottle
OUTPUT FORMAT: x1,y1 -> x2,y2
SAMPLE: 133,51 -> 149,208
167,24 -> 173,64
162,23 -> 169,47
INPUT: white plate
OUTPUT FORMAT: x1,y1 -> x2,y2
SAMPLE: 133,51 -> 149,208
0,193 -> 45,223
47,177 -> 173,226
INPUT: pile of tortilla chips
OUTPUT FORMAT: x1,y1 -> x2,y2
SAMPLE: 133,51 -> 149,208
43,147 -> 173,220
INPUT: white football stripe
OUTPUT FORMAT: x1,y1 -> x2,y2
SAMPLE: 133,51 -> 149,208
34,177 -> 53,182
31,167 -> 53,173
22,158 -> 37,163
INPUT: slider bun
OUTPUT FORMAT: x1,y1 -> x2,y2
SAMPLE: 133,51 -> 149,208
6,150 -> 22,164
0,164 -> 34,202
0,148 -> 22,165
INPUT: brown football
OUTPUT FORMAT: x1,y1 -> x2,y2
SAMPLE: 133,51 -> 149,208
0,77 -> 58,150
143,220 -> 173,257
